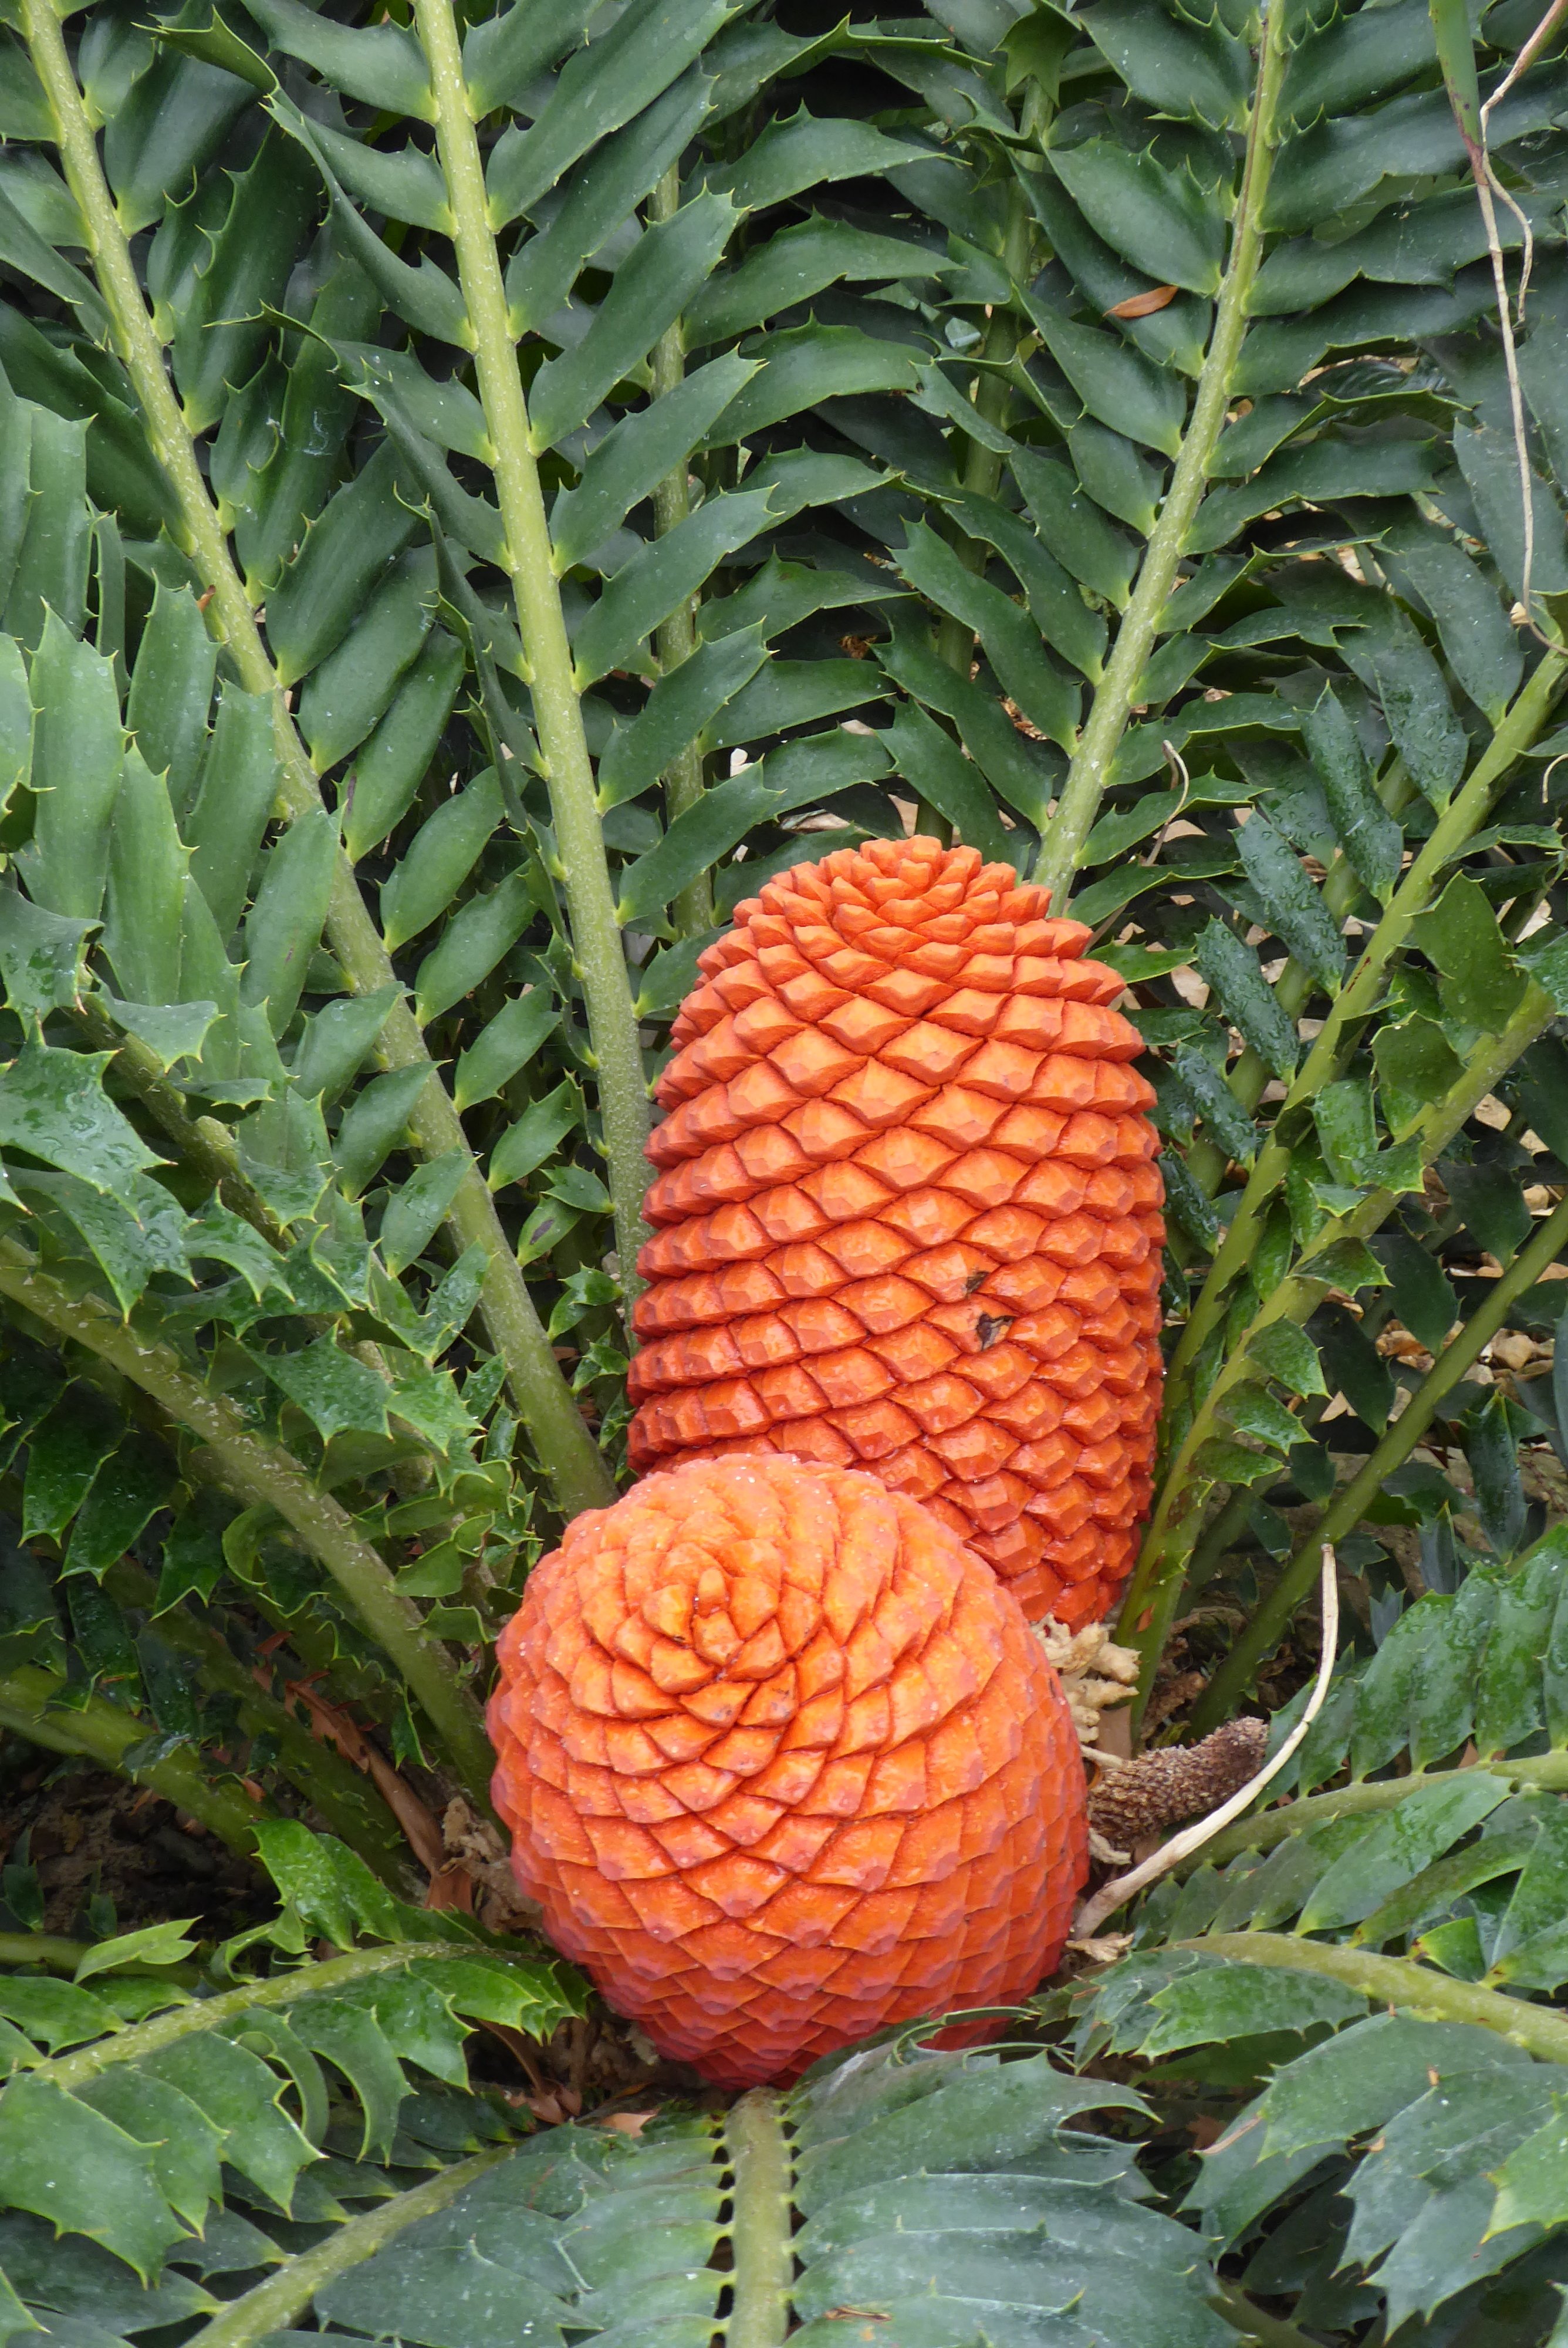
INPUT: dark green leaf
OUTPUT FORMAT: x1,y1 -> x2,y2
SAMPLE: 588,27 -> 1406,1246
1302,686 -> 1401,900
414,872 -> 534,1027
292,983 -> 403,1106
21,1392 -> 117,1542
299,547 -> 435,774
1354,620 -> 1468,811
1279,0 -> 1436,128
709,107 -> 931,211
265,440 -> 421,689
1017,164 -> 1209,378
879,615 -> 1059,828
1009,445 -> 1137,606
700,326 -> 924,450
1467,1389 -> 1528,1559
346,628 -> 466,864
549,354 -> 758,575
486,0 -> 737,222
102,748 -> 186,1008
1298,1774 -> 1512,1930
596,629 -> 768,813
1314,1075 -> 1379,1185
1489,2104 -> 1568,2234
1082,0 -> 1248,125
1455,421 -> 1568,609
1135,1961 -> 1368,2056
241,0 -> 431,113
1225,1380 -> 1302,1456
240,808 -> 339,1037
63,1438 -> 168,1580
704,660 -> 880,752
1381,521 -> 1522,723
794,2056 -> 1145,2213
1489,1806 -> 1568,1989
1171,1045 -> 1256,1165
2,405 -> 89,650
16,609 -> 122,924
102,48 -> 256,237
1194,920 -> 1299,1075
334,1064 -> 432,1198
1047,140 -> 1225,295
880,700 -> 1016,870
0,886 -> 92,1021
316,2226 -> 570,2345
1023,294 -> 1187,457
1317,1303 -> 1395,1433
1373,1017 -> 1464,1134
1410,875 -> 1528,1035
144,2030 -> 317,2208
157,1497 -> 227,1610
0,2076 -> 185,2278
381,771 -> 503,952
897,522 -> 1079,748
379,1149 -> 469,1277
166,136 -> 318,434
121,587 -> 215,826
75,2067 -> 223,2232
288,1998 -> 405,2163
0,634 -> 26,822
0,1037 -> 163,1192
1249,1320 -> 1328,1398
0,33 -> 50,139
1353,1578 -> 1499,1773
507,69 -> 713,335
453,989 -> 560,1115
460,0 -> 599,113
1189,438 -> 1444,552
237,250 -> 380,596
1474,1534 -> 1562,1755
1375,1232 -> 1457,1352
944,487 -> 1108,680
489,1082 -> 582,1190
251,1337 -> 389,1444
615,729 -> 891,923
287,115 -> 449,236
1069,421 -> 1164,538
530,194 -> 736,448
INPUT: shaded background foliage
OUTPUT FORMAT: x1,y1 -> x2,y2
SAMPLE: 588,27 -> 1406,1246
1,0 -> 1568,2334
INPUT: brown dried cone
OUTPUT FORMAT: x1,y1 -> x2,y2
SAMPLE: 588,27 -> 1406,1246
1086,1717 -> 1269,1851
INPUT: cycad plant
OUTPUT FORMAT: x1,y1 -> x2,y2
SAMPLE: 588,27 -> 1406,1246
2,0 -> 1568,2329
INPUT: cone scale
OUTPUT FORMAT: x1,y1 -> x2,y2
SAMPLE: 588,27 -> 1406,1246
488,1455 -> 1088,2089
628,838 -> 1164,1627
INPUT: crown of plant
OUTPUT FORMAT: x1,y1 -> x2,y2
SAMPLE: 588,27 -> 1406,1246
627,839 -> 1164,1627
487,1453 -> 1088,2089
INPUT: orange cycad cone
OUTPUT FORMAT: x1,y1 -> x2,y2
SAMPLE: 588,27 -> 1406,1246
488,1455 -> 1088,2090
627,838 -> 1164,1627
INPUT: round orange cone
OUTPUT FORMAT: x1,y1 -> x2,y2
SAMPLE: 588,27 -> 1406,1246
488,1455 -> 1088,2089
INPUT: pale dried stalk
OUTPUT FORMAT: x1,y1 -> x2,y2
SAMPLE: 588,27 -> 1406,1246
1483,0 -> 1568,122
1470,161 -> 1539,625
1461,0 -> 1568,630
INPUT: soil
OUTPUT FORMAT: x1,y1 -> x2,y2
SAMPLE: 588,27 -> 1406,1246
0,1752 -> 274,1941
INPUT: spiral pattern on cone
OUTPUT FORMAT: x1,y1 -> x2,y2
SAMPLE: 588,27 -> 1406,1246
488,1455 -> 1087,2089
627,838 -> 1164,1625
